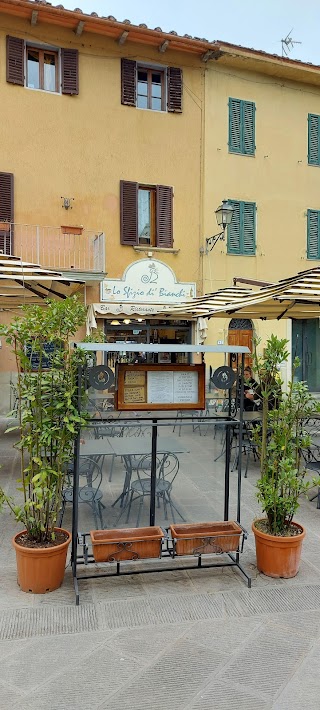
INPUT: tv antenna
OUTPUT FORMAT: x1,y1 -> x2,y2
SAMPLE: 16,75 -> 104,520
281,29 -> 301,57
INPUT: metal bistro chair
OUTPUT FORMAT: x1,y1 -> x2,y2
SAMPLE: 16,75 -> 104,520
121,452 -> 185,527
231,420 -> 260,478
58,455 -> 105,528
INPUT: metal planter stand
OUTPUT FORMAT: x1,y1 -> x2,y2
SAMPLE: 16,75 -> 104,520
70,344 -> 251,605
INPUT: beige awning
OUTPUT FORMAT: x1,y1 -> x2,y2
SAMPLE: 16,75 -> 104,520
0,255 -> 84,308
155,286 -> 253,318
205,266 -> 320,319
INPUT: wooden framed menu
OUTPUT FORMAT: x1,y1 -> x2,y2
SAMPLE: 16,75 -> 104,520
116,364 -> 205,411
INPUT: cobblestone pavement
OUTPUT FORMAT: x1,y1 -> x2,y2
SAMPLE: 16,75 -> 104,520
1,415 -> 320,709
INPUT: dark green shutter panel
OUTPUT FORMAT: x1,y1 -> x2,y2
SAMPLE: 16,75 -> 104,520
307,209 -> 320,259
243,102 -> 255,155
227,201 -> 241,253
229,99 -> 241,153
120,180 -> 138,245
167,68 -> 183,113
6,36 -> 24,86
156,185 -> 173,247
243,202 -> 256,254
308,114 -> 320,165
61,49 -> 79,95
121,59 -> 136,106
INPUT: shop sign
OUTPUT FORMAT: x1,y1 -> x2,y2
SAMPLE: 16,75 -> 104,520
100,259 -> 196,304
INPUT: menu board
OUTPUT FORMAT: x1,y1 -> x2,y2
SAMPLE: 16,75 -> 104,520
173,371 -> 198,404
147,371 -> 174,404
116,364 -> 205,411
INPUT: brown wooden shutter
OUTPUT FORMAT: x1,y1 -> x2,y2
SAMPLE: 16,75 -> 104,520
61,49 -> 79,95
0,172 -> 14,255
167,67 -> 183,113
120,181 -> 138,245
156,185 -> 173,248
121,58 -> 136,106
6,36 -> 24,86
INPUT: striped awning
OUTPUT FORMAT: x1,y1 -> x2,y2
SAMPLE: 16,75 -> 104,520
205,266 -> 320,319
155,286 -> 253,318
0,255 -> 84,307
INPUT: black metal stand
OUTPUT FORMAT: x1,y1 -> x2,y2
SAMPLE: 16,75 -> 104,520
71,354 -> 251,605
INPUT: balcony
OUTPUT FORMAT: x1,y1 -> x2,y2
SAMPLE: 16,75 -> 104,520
0,223 -> 106,273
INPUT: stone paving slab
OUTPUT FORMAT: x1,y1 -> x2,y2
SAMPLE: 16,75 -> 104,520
2,416 -> 320,708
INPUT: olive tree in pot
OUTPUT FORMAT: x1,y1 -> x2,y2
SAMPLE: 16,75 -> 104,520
0,297 -> 86,593
251,334 -> 320,578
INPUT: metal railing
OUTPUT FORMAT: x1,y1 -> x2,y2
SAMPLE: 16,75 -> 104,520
0,223 -> 105,272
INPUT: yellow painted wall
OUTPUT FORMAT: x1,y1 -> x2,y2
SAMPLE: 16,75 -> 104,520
202,62 -> 320,368
0,14 -> 204,289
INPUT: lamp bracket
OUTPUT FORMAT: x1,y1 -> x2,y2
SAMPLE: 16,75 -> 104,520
205,231 -> 225,253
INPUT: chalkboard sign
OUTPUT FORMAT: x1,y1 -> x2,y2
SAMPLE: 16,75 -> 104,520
116,364 -> 205,411
25,341 -> 62,371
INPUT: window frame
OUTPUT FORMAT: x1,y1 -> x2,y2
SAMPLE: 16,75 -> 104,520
308,113 -> 320,166
227,199 -> 256,256
138,185 -> 156,245
26,45 -> 59,93
137,65 -> 166,112
228,98 -> 256,156
307,209 -> 320,259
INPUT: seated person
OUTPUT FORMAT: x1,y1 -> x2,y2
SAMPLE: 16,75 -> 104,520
245,373 -> 281,411
242,366 -> 259,411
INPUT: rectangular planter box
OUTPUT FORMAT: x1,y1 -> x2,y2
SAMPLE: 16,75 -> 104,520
90,526 -> 163,563
170,521 -> 242,556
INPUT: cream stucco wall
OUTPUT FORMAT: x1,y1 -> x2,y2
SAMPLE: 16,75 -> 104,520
202,62 -> 320,376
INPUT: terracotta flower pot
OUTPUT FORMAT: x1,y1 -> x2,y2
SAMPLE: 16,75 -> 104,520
12,528 -> 71,593
252,520 -> 306,578
170,521 -> 242,556
90,526 -> 163,563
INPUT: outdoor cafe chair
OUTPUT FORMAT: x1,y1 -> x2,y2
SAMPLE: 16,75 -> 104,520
58,455 -> 105,528
119,452 -> 185,527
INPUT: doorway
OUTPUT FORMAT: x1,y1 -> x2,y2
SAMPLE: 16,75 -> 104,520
228,318 -> 253,370
292,319 -> 320,392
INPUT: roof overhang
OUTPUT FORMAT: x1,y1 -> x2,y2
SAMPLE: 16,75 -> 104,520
1,0 -> 320,84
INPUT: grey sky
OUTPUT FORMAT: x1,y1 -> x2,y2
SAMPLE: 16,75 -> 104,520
60,0 -> 319,65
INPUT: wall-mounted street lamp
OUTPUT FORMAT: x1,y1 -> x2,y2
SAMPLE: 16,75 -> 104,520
205,200 -> 234,253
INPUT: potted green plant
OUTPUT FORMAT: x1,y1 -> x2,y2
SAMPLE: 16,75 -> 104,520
251,335 -> 320,578
0,297 -> 86,593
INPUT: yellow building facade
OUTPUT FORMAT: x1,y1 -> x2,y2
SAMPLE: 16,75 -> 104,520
202,44 -> 320,386
1,1 -> 320,403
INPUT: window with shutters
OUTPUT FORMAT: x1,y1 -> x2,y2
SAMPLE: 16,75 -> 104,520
227,200 -> 256,255
228,98 -> 255,155
27,47 -> 58,92
120,181 -> 173,248
0,172 -> 14,255
121,58 -> 182,113
308,114 -> 320,166
6,36 -> 79,95
307,210 -> 320,259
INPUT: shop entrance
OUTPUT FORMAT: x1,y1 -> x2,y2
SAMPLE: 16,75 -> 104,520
228,318 -> 253,370
104,319 -> 192,366
292,319 -> 320,392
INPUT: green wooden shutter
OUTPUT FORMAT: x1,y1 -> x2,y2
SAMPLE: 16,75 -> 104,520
227,200 -> 256,255
227,200 -> 241,253
307,209 -> 320,259
229,99 -> 255,155
242,202 -> 256,254
308,114 -> 320,166
229,99 -> 241,153
243,101 -> 255,155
